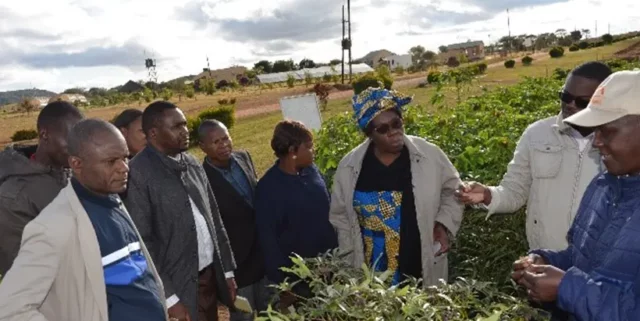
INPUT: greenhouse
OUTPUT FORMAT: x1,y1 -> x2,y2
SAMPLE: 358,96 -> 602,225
256,63 -> 374,84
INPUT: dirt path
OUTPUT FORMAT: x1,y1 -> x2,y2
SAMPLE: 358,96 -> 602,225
235,76 -> 427,118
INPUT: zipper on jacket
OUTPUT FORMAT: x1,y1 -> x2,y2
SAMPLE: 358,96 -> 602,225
568,136 -> 591,225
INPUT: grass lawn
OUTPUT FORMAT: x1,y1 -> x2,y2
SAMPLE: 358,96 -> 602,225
196,38 -> 638,176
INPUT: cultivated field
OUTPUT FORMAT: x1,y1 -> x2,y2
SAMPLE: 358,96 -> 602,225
1,38 -> 637,176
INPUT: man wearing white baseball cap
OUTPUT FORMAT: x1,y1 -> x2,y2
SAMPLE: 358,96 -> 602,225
512,70 -> 640,321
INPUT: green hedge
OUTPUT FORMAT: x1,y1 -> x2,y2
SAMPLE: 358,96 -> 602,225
187,105 -> 235,146
11,129 -> 38,142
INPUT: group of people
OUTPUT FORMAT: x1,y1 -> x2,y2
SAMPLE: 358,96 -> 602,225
0,60 -> 638,321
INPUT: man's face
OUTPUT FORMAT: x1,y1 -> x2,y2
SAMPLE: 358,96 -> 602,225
561,75 -> 603,120
120,116 -> 146,156
69,131 -> 130,195
42,115 -> 83,168
199,126 -> 233,163
593,116 -> 640,176
150,108 -> 190,155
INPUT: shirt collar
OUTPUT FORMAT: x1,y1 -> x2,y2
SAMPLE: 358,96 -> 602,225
71,178 -> 120,208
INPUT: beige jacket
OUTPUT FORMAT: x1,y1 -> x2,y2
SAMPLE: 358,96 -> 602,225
0,184 -> 168,321
329,135 -> 464,286
486,113 -> 602,250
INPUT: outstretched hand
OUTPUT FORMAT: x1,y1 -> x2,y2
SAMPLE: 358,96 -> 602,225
519,264 -> 564,303
455,182 -> 490,205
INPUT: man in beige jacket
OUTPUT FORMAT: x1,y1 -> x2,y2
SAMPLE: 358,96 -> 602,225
456,62 -> 612,250
0,119 -> 167,321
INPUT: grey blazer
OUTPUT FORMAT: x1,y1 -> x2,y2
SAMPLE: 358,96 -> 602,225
124,145 -> 236,319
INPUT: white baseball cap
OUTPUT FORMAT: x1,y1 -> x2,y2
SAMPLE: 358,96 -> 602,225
564,70 -> 640,128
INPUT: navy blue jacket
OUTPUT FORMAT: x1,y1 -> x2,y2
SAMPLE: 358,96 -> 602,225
72,179 -> 165,321
254,162 -> 338,285
532,173 -> 640,321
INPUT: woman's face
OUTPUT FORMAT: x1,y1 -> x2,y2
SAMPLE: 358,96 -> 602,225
369,110 -> 405,153
294,139 -> 315,168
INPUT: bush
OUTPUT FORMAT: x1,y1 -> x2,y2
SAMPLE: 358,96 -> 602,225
187,105 -> 236,146
286,74 -> 296,88
578,41 -> 589,50
549,47 -> 564,58
476,63 -> 488,74
446,56 -> 461,68
394,65 -> 405,75
352,72 -> 392,95
427,71 -> 442,84
257,251 -> 549,321
218,98 -> 229,105
11,129 -> 38,142
504,60 -> 516,68
569,44 -> 580,52
594,41 -> 605,48
552,68 -> 571,81
216,80 -> 229,89
602,33 -> 614,44
521,56 -> 534,66
239,76 -> 250,86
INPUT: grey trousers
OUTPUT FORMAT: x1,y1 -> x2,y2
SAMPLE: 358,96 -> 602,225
230,277 -> 274,321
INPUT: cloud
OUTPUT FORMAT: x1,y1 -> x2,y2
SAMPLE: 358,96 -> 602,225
12,42 -> 148,70
183,0 -> 345,43
459,0 -> 570,13
249,40 -> 297,57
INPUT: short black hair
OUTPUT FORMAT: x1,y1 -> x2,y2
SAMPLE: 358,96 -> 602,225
271,120 -> 313,158
113,109 -> 143,129
36,101 -> 84,131
142,101 -> 178,135
363,108 -> 402,136
67,118 -> 120,158
198,119 -> 227,141
571,61 -> 613,83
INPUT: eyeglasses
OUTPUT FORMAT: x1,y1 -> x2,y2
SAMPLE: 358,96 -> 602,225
374,118 -> 403,135
558,90 -> 591,109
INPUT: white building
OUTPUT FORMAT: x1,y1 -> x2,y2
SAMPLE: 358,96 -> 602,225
382,54 -> 413,69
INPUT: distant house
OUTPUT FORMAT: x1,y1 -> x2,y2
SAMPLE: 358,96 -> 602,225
442,40 -> 485,62
355,49 -> 396,68
193,66 -> 247,89
119,80 -> 146,93
381,54 -> 412,69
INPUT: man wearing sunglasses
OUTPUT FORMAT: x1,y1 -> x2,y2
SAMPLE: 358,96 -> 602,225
456,61 -> 612,252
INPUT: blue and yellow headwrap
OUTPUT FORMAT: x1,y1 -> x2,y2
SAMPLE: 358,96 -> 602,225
352,85 -> 413,131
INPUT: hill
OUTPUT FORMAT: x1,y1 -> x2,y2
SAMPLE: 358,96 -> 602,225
0,89 -> 57,106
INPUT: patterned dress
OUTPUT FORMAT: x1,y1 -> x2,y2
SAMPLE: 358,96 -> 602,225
353,145 -> 422,285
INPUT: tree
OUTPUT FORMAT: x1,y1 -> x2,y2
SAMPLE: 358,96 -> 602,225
558,37 -> 573,47
254,60 -> 273,73
63,87 -> 86,95
582,29 -> 591,39
18,98 -> 38,115
409,46 -> 436,70
555,28 -> 568,38
570,30 -> 582,42
329,59 -> 342,66
439,45 -> 448,54
602,33 -> 614,44
273,59 -> 295,73
299,58 -> 316,69
171,81 -> 186,102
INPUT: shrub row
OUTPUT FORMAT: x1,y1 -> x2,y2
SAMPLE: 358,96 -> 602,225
186,105 -> 236,147
427,63 -> 487,84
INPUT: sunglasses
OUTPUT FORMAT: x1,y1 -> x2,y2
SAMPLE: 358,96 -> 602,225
373,118 -> 403,135
558,90 -> 591,109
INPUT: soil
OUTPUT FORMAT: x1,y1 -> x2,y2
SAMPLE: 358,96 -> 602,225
613,40 -> 640,60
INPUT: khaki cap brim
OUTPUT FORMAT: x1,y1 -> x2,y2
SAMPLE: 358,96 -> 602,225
563,107 -> 628,128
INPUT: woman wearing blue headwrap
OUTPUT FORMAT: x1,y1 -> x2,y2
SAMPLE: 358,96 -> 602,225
328,86 -> 464,286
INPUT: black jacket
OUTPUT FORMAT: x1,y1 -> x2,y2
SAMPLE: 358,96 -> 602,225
123,146 -> 237,319
202,151 -> 265,288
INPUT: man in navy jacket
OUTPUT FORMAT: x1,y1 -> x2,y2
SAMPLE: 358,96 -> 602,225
512,70 -> 640,321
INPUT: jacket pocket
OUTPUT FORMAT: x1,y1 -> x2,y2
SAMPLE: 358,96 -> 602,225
531,143 -> 563,178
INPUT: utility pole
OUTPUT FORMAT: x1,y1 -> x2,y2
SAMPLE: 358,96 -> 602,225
608,23 -> 611,34
347,0 -> 352,81
341,5 -> 345,84
507,8 -> 511,54
595,20 -> 598,37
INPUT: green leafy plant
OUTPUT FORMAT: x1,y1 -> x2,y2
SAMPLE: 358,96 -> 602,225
257,251 -> 549,321
569,44 -> 580,52
578,41 -> 589,50
187,105 -> 236,146
11,129 -> 38,142
602,33 -> 614,44
286,74 -> 296,88
352,71 -> 392,95
521,56 -> 534,66
504,60 -> 516,68
549,47 -> 564,58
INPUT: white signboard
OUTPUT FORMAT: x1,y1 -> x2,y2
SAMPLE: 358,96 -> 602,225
279,93 -> 323,131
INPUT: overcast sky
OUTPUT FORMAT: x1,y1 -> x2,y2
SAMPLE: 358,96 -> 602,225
0,0 -> 638,92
